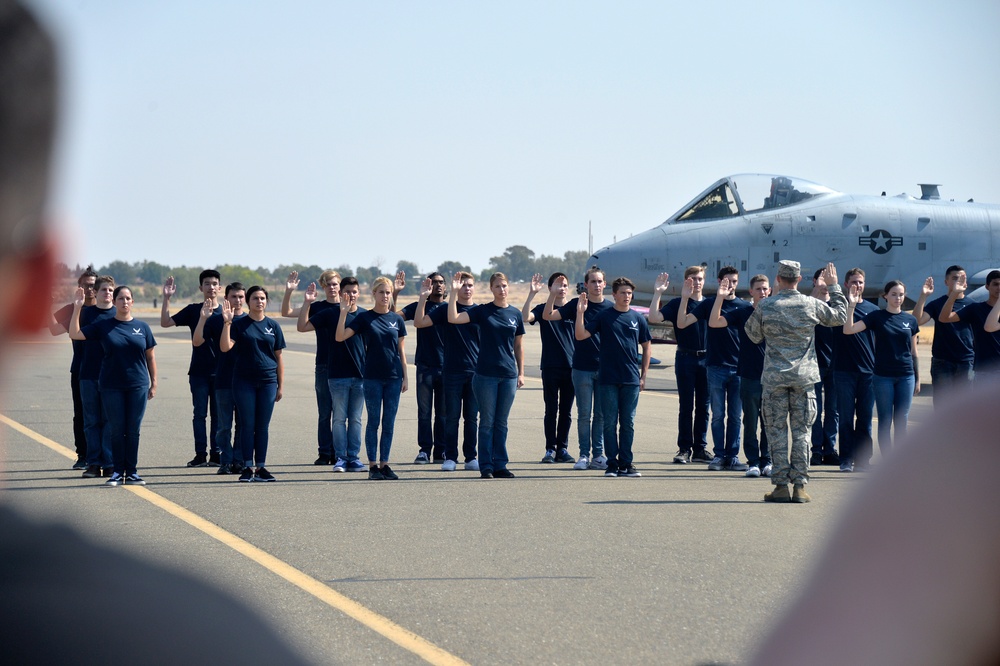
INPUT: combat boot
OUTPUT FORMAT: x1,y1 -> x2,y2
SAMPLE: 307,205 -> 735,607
792,484 -> 811,503
764,484 -> 791,503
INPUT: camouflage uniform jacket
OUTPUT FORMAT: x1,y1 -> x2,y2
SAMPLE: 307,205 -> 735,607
745,285 -> 848,389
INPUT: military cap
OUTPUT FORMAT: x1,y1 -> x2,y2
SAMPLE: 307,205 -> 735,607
777,260 -> 801,279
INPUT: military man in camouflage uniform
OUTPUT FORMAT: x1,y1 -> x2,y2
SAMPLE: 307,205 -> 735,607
745,261 -> 847,503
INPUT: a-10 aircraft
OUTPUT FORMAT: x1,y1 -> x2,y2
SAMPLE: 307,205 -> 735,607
588,173 -> 1000,305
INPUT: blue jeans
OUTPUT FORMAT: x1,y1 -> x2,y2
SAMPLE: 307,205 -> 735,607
707,365 -> 742,459
189,375 -> 218,454
810,366 -> 838,456
329,377 -> 364,463
80,379 -> 111,468
739,377 -> 769,467
542,367 -> 574,451
929,358 -> 973,408
872,374 -> 914,456
233,378 -> 277,467
443,372 -> 478,462
315,365 -> 334,457
214,388 -> 237,467
415,365 -> 445,458
102,387 -> 147,475
674,350 -> 709,453
600,383 -> 639,471
363,378 -> 402,463
834,370 -> 874,464
571,369 -> 604,458
472,374 -> 518,474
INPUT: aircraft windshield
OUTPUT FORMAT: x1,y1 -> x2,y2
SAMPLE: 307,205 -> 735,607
676,183 -> 740,221
732,174 -> 836,213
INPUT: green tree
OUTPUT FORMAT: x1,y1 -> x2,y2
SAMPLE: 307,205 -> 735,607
99,260 -> 139,285
437,260 -> 471,277
218,264 -> 265,289
137,260 -> 170,285
488,245 -> 536,281
395,260 -> 420,295
170,266 -> 206,300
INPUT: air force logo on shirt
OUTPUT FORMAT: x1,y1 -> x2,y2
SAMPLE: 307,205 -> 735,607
628,318 -> 639,331
264,327 -> 275,336
508,318 -> 517,327
131,327 -> 144,336
389,321 -> 398,329
902,321 -> 911,329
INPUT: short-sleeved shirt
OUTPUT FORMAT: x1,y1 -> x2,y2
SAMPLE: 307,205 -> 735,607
310,305 -> 367,379
658,297 -> 707,353
429,302 -> 479,375
862,309 -> 919,377
832,299 -> 878,374
203,312 -> 246,387
692,297 -> 754,369
725,303 -> 765,380
557,297 -> 613,372
78,306 -> 116,381
228,316 -> 285,383
80,317 -> 156,390
171,302 -> 222,377
347,309 -> 407,380
466,303 -> 524,378
401,300 -> 445,369
530,303 -> 574,370
955,301 -> 1000,372
308,300 -> 338,368
54,303 -> 85,373
923,295 -> 975,364
585,307 -> 651,385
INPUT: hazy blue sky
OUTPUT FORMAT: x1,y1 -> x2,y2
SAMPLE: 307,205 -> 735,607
30,0 -> 1000,277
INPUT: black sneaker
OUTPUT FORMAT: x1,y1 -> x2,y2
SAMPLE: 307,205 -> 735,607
216,465 -> 232,475
104,472 -> 123,487
314,455 -> 332,465
254,467 -> 276,482
101,467 -> 114,478
124,473 -> 146,486
480,471 -> 494,479
186,453 -> 208,467
691,449 -> 713,463
72,458 -> 88,470
208,451 -> 221,467
810,452 -> 823,466
82,465 -> 100,479
230,462 -> 245,474
554,449 -> 575,463
604,468 -> 618,477
238,468 -> 254,482
368,466 -> 385,480
380,465 -> 399,480
821,453 -> 841,466
493,469 -> 515,478
621,465 -> 642,477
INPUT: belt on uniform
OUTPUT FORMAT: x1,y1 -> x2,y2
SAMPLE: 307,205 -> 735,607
676,348 -> 707,357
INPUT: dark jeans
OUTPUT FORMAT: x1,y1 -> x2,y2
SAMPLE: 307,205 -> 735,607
707,365 -> 742,459
443,372 -> 478,462
472,374 -> 518,474
834,370 -> 874,465
872,374 -> 914,456
415,365 -> 445,459
189,375 -> 218,455
363,378 -> 402,463
739,377 -> 770,467
80,379 -> 111,468
541,367 -> 574,451
214,388 -> 238,467
102,387 -> 148,475
674,350 -> 709,453
71,371 -> 86,458
929,358 -> 973,408
600,383 -> 640,471
233,378 -> 277,467
314,365 -> 334,457
810,366 -> 838,456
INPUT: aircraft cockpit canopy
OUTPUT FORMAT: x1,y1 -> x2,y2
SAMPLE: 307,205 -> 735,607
673,174 -> 838,222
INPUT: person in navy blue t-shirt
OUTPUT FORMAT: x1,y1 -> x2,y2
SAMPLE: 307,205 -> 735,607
845,280 -> 920,458
939,270 -> 1000,384
578,277 -> 651,477
810,268 -> 840,466
450,271 -> 524,479
338,276 -> 408,481
160,270 -> 223,468
522,272 -> 576,464
833,268 -> 878,472
77,275 -> 116,479
911,266 -> 975,405
220,286 -> 285,482
70,285 -> 157,487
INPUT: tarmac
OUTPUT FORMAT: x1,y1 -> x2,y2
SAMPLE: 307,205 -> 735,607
0,315 -> 934,665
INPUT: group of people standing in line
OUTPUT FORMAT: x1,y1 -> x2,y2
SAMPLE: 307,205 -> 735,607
50,259 -> 1000,492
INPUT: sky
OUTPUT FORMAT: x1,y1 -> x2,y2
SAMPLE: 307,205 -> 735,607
28,0 -> 1000,277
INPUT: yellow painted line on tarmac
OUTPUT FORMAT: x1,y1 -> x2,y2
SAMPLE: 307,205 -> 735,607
0,414 -> 470,666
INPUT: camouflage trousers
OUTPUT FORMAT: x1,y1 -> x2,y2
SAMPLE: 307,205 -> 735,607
761,384 -> 817,486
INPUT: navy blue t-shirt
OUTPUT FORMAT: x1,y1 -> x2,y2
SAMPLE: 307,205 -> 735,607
203,312 -> 246,387
557,297 -> 613,372
955,301 -> 1000,371
347,309 -> 407,380
814,323 -> 834,371
862,309 -> 918,377
172,302 -> 222,377
725,303 -> 765,380
530,303 -> 574,370
466,303 -> 525,378
228,316 -> 286,383
309,305 -> 367,379
924,295 -> 975,364
80,317 -> 156,390
658,297 -> 708,352
692,297 -> 753,369
78,306 -> 116,381
401,300 -> 445,369
832,299 -> 878,373
308,300 -> 338,368
429,302 -> 479,375
55,303 -> 85,373
585,307 -> 651,385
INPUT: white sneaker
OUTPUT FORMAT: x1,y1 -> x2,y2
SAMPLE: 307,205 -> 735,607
441,459 -> 457,472
464,459 -> 480,471
745,465 -> 761,478
761,463 -> 772,477
588,455 -> 609,470
332,458 -> 347,473
573,456 -> 590,470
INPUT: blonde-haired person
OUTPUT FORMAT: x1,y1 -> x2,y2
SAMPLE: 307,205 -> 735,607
337,276 -> 408,480
449,272 -> 525,478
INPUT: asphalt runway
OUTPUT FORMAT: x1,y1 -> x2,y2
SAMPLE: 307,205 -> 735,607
0,316 -> 934,665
